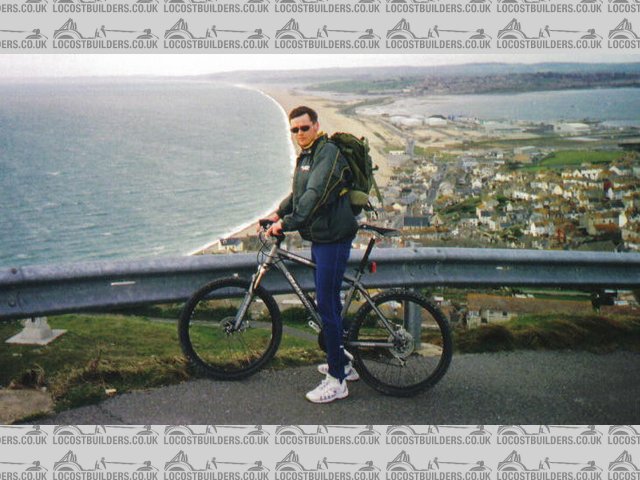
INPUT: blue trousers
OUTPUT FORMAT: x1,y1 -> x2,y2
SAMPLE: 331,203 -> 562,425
311,239 -> 353,382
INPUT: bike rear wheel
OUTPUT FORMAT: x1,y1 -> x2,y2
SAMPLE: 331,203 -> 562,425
348,289 -> 452,396
178,278 -> 282,380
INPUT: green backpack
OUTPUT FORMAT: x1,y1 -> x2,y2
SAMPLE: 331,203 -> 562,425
330,132 -> 383,213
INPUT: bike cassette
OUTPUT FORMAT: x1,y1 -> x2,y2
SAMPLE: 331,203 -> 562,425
388,328 -> 415,360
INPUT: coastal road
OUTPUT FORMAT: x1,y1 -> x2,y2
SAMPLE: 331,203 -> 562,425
31,351 -> 640,424
427,163 -> 447,206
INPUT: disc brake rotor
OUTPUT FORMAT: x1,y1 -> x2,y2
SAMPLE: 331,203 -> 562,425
388,328 -> 415,359
220,317 -> 247,335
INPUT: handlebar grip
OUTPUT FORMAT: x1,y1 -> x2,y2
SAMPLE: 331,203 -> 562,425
259,219 -> 274,229
258,220 -> 286,246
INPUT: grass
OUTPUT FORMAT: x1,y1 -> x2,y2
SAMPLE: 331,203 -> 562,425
522,150 -> 626,171
112,304 -> 183,319
454,313 -> 640,353
2,309 -> 638,416
310,79 -> 414,94
455,137 -> 614,151
518,288 -> 592,298
0,314 -> 185,412
280,306 -> 309,325
439,196 -> 481,217
0,313 -> 323,413
383,144 -> 406,153
518,293 -> 591,301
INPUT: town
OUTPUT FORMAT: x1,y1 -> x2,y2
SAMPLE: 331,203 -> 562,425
207,100 -> 640,326
372,117 -> 640,253
214,113 -> 640,254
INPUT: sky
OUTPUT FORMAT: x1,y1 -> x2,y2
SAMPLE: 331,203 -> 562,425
1,53 -> 640,78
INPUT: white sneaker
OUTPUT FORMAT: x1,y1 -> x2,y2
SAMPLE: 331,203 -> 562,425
317,362 -> 360,381
305,375 -> 349,404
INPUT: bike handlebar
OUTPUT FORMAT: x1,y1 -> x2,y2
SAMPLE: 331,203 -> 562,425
257,220 -> 398,249
258,219 -> 285,245
258,218 -> 274,229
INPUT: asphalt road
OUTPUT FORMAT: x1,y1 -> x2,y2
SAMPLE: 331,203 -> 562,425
31,351 -> 640,424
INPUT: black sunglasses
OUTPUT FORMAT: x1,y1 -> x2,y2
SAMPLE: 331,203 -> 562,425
290,125 -> 312,134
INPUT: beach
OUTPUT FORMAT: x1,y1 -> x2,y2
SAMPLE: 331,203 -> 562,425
259,85 -> 396,185
213,84 -> 399,242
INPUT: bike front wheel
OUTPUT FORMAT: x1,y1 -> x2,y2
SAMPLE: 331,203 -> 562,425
178,278 -> 282,380
348,289 -> 452,396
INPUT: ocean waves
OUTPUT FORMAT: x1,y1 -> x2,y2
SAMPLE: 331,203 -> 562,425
0,80 -> 293,267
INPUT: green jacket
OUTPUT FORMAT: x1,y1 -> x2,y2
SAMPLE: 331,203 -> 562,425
277,134 -> 358,243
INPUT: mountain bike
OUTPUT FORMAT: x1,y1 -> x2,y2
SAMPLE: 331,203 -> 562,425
178,222 -> 452,397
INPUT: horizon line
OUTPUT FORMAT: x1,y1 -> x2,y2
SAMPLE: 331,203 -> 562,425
1,59 -> 640,81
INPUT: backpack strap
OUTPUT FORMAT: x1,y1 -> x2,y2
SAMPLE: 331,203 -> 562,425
308,134 -> 329,162
308,137 -> 349,217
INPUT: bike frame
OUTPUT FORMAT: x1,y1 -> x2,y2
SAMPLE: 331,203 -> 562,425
234,236 -> 398,348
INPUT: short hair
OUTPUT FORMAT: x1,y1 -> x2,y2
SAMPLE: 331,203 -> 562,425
288,106 -> 318,123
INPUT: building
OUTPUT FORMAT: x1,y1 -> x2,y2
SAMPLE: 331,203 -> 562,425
466,293 -> 593,328
402,216 -> 431,229
427,115 -> 447,127
390,115 -> 424,128
622,223 -> 640,251
211,237 -> 244,253
554,122 -> 590,134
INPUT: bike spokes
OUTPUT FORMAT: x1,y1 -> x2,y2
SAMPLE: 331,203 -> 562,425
349,291 -> 452,396
179,279 -> 282,380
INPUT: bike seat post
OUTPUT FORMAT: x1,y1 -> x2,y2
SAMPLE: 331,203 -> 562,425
357,237 -> 376,277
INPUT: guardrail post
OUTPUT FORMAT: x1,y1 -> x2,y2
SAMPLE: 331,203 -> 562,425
5,317 -> 66,345
404,288 -> 422,349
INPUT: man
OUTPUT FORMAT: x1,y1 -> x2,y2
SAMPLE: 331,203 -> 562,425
263,106 -> 359,403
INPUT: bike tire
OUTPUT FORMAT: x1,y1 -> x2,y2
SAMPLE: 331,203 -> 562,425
178,277 -> 282,380
348,289 -> 452,397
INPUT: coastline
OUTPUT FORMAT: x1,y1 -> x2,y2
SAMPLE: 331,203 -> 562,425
201,84 -> 397,246
259,84 -> 396,186
188,85 -> 297,254
196,83 -> 399,247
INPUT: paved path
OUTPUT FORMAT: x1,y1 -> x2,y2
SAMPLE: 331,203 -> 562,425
30,351 -> 640,424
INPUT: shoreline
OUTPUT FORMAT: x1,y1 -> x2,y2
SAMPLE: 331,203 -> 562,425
194,83 -> 400,249
258,84 -> 396,186
189,86 -> 298,254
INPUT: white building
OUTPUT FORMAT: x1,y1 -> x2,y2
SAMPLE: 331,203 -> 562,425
427,115 -> 448,127
554,122 -> 591,134
390,115 -> 424,128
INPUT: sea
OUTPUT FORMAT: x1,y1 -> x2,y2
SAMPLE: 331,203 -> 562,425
358,87 -> 640,127
0,79 -> 295,268
2,81 -> 639,268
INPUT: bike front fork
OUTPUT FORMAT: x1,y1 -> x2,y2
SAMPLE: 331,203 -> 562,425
231,268 -> 264,331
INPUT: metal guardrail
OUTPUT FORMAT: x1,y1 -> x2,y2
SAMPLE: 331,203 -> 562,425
1,247 -> 640,321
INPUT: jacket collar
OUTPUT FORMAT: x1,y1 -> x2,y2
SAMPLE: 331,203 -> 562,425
300,132 -> 328,155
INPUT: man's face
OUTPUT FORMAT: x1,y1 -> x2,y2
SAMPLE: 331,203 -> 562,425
290,113 -> 319,148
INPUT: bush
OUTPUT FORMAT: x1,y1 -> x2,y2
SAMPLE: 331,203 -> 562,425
280,307 -> 308,325
454,314 -> 640,353
454,324 -> 515,353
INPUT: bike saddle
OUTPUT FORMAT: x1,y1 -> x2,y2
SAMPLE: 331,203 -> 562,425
358,223 -> 400,237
